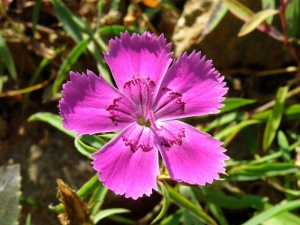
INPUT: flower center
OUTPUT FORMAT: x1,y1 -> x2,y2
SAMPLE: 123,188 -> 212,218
138,117 -> 151,127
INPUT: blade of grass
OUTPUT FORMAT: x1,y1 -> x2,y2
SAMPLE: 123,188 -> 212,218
52,38 -> 90,94
163,183 -> 218,225
263,86 -> 289,151
0,34 -> 17,80
51,0 -> 83,43
31,0 -> 42,35
243,200 -> 300,225
238,9 -> 279,37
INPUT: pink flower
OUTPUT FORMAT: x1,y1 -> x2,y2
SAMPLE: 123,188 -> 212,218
59,32 -> 229,199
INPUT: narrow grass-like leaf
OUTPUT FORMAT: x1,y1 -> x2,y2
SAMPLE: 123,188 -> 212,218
196,187 -> 266,210
0,62 -> 3,93
89,184 -> 108,215
238,9 -> 279,37
243,200 -> 300,225
221,98 -> 256,113
151,182 -> 170,224
262,203 -> 300,225
74,137 -> 96,159
179,186 -> 204,225
163,183 -> 217,225
224,0 -> 283,40
25,214 -> 31,225
285,0 -> 299,38
93,208 -> 130,224
87,40 -> 112,84
28,112 -> 76,138
223,0 -> 254,21
278,130 -> 290,162
52,38 -> 90,94
52,0 -> 83,43
201,1 -> 228,37
31,0 -> 42,35
203,112 -> 246,132
263,86 -> 289,151
99,25 -> 129,35
207,202 -> 229,225
0,164 -> 21,225
0,34 -> 17,80
228,163 -> 299,181
261,0 -> 276,24
214,119 -> 261,141
107,215 -> 135,225
160,209 -> 183,225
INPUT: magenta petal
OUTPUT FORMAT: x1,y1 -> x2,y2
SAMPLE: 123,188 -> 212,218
92,123 -> 159,199
59,70 -> 136,135
104,31 -> 173,97
152,120 -> 228,185
153,51 -> 227,121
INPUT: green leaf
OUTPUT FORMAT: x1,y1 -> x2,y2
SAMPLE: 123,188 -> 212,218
224,0 -> 283,41
31,0 -> 42,35
228,163 -> 299,181
263,86 -> 289,151
0,34 -> 17,80
262,203 -> 300,225
160,209 -> 183,225
52,38 -> 90,94
196,187 -> 266,210
200,1 -> 228,38
261,0 -> 276,24
277,130 -> 290,162
0,164 -> 21,225
203,112 -> 246,132
0,61 -> 3,93
179,186 -> 204,225
25,214 -> 32,225
285,0 -> 299,38
223,0 -> 254,21
28,112 -> 76,138
93,208 -> 130,224
99,25 -> 129,36
238,9 -> 279,37
163,183 -> 218,225
52,0 -> 83,43
214,119 -> 261,141
74,137 -> 96,159
89,183 -> 108,215
243,200 -> 300,225
207,202 -> 229,225
151,182 -> 170,224
221,98 -> 256,113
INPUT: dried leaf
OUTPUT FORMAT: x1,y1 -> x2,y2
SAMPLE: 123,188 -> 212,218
56,179 -> 93,225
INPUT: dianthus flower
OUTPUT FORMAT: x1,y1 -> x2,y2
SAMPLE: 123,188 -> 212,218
59,31 -> 229,199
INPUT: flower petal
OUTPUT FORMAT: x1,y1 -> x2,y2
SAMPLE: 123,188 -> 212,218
59,70 -> 137,135
92,123 -> 159,199
153,51 -> 227,121
104,31 -> 173,98
152,120 -> 228,185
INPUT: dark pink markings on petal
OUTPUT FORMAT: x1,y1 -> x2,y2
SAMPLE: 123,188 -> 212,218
122,130 -> 153,153
123,76 -> 156,118
106,97 -> 136,126
154,87 -> 185,116
160,126 -> 186,148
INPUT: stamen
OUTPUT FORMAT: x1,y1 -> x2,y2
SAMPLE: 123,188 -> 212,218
160,127 -> 185,148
